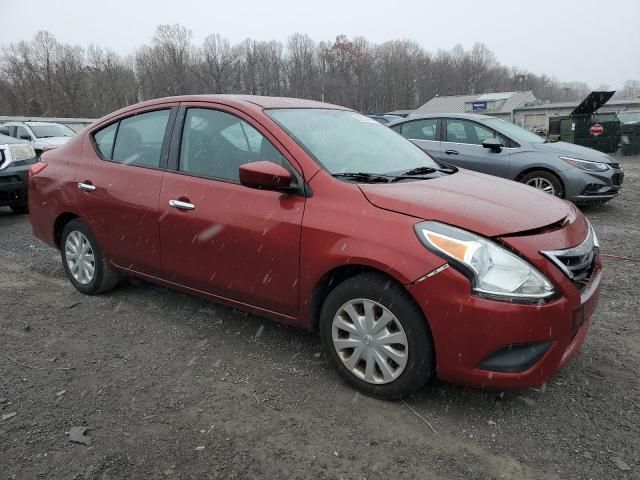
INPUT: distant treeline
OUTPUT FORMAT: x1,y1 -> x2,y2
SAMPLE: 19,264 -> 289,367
1,24 -> 637,118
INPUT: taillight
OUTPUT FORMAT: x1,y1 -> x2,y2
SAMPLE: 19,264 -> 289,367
28,162 -> 48,181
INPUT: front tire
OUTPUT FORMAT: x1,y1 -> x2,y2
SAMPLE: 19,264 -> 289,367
519,170 -> 564,197
319,273 -> 434,400
60,219 -> 120,294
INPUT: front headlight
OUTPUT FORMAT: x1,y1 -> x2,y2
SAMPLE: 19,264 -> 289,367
8,143 -> 36,162
414,221 -> 555,302
560,156 -> 609,172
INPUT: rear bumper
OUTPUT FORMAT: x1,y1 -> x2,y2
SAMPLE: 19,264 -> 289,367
0,166 -> 29,206
407,262 -> 602,389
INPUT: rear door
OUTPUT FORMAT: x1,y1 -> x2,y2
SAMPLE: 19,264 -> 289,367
440,118 -> 510,177
76,104 -> 177,276
392,118 -> 442,158
158,103 -> 305,317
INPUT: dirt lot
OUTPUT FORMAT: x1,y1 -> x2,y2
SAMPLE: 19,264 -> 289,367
1,156 -> 639,480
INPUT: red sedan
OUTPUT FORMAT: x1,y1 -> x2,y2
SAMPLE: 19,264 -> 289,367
28,96 -> 602,399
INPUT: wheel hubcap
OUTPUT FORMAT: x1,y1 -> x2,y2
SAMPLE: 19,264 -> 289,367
64,231 -> 95,285
526,177 -> 556,195
331,298 -> 409,384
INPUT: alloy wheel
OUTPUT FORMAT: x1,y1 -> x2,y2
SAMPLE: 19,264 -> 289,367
331,298 -> 409,384
64,230 -> 96,285
526,177 -> 556,195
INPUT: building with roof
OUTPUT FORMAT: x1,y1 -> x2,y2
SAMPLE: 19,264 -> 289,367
412,91 -> 537,122
512,98 -> 640,130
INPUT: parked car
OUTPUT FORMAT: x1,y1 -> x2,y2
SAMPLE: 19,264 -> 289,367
0,121 -> 75,157
367,114 -> 402,125
0,133 -> 37,213
29,96 -> 602,399
389,113 -> 624,205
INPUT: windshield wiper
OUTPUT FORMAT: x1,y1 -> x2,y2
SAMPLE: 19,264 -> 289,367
392,165 -> 457,178
386,165 -> 458,183
332,172 -> 392,183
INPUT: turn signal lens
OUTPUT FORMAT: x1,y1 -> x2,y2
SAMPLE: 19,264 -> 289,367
28,162 -> 48,181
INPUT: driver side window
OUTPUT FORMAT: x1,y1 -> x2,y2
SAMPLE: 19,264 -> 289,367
179,108 -> 287,182
16,126 -> 31,141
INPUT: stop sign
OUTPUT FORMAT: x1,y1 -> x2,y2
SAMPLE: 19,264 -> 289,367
590,123 -> 604,136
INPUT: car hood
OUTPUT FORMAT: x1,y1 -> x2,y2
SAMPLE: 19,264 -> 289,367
359,170 -> 574,237
531,141 -> 615,163
34,137 -> 71,147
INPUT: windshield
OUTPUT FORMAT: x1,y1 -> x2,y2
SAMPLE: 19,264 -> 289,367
29,124 -> 75,138
482,118 -> 546,144
267,109 -> 440,175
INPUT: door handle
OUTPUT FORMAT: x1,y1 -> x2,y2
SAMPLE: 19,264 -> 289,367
444,150 -> 459,155
169,199 -> 195,210
78,182 -> 96,191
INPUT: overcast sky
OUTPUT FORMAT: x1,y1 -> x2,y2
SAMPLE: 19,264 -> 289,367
1,0 -> 638,90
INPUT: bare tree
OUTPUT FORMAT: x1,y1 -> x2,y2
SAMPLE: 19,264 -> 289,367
194,33 -> 238,93
0,27 -> 606,117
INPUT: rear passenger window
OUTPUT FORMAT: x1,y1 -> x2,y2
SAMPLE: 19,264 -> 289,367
401,119 -> 437,141
93,122 -> 118,159
111,110 -> 170,168
0,126 -> 9,136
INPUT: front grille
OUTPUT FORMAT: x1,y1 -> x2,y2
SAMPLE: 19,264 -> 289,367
612,172 -> 624,186
542,224 -> 598,288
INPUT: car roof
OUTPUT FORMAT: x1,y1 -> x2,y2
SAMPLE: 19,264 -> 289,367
25,121 -> 66,126
388,112 -> 499,126
97,95 -> 350,126
130,94 -> 345,110
2,121 -> 65,127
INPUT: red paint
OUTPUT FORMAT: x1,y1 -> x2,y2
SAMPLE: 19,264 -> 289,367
590,123 -> 604,136
28,95 -> 602,390
239,161 -> 292,189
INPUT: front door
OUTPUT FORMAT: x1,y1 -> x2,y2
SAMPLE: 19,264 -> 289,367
158,105 -> 305,317
75,106 -> 176,276
439,118 -> 510,177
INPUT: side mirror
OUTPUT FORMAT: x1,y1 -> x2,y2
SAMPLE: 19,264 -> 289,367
239,161 -> 292,191
482,138 -> 503,152
20,134 -> 31,141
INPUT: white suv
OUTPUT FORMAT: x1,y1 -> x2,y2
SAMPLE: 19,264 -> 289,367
0,121 -> 75,156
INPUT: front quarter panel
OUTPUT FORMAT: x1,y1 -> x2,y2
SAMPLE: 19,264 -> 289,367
298,172 -> 446,327
507,148 -> 571,179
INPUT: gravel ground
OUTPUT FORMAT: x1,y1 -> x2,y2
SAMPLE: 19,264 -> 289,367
1,156 -> 638,480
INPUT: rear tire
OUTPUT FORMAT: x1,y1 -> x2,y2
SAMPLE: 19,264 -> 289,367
519,170 -> 564,198
10,204 -> 28,214
60,219 -> 120,295
319,273 -> 434,400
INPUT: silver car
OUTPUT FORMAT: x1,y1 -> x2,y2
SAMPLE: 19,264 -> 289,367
389,113 -> 624,205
